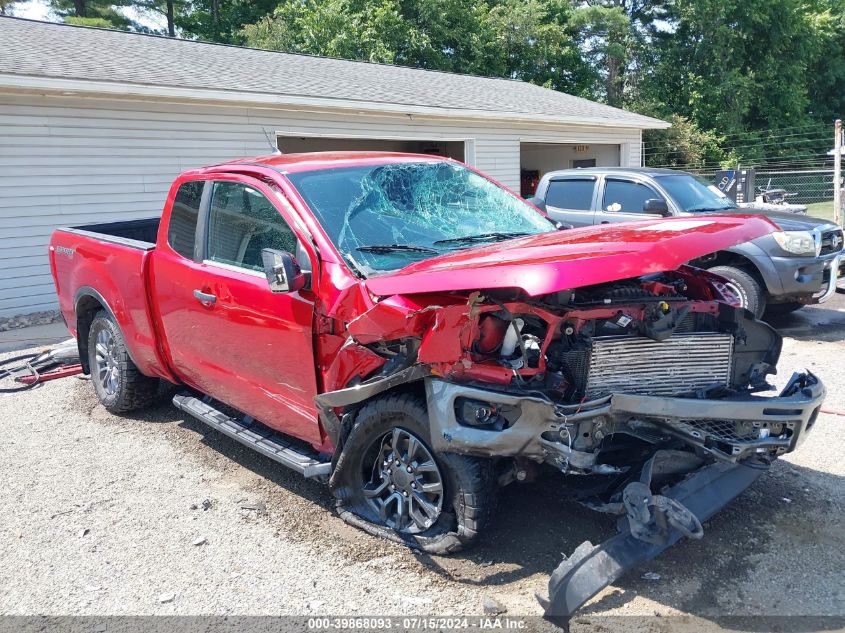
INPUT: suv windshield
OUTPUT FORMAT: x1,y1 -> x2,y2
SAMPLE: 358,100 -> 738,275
286,161 -> 554,275
655,174 -> 738,212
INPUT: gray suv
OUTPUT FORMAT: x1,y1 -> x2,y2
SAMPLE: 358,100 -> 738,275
529,167 -> 844,318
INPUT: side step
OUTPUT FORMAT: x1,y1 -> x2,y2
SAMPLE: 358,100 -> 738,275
172,394 -> 331,479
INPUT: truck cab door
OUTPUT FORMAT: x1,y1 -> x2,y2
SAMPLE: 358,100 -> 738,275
153,177 -> 322,445
594,177 -> 671,224
540,177 -> 597,227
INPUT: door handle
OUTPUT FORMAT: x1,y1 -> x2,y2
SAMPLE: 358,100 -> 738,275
600,221 -> 610,224
193,289 -> 217,306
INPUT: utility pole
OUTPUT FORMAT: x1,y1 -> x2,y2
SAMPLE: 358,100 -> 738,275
835,119 -> 842,227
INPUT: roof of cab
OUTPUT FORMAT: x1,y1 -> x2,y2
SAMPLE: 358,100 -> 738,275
192,151 -> 455,175
544,166 -> 692,179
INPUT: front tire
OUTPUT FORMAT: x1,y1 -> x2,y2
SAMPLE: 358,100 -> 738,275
708,265 -> 766,318
88,311 -> 160,413
330,393 -> 496,554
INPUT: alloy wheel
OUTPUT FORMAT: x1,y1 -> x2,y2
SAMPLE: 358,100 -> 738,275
362,427 -> 444,533
94,328 -> 120,396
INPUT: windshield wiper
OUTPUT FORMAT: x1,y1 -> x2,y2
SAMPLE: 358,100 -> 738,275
433,231 -> 530,246
355,244 -> 439,254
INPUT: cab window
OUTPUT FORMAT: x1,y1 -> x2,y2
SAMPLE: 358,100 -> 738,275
602,179 -> 662,214
206,181 -> 298,272
167,180 -> 203,259
545,178 -> 595,210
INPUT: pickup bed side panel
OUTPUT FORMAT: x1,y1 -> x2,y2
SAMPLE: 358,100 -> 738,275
50,230 -> 171,380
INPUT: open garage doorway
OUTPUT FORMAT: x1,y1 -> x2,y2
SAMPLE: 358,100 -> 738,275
520,142 -> 620,197
277,134 -> 467,162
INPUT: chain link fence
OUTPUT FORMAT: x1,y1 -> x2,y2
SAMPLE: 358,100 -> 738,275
684,166 -> 835,220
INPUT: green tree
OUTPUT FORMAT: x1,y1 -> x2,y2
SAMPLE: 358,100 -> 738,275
242,0 -> 592,96
175,0 -> 279,44
642,0 -> 819,134
48,0 -> 139,29
0,0 -> 21,15
642,114 -> 725,167
570,2 -> 634,106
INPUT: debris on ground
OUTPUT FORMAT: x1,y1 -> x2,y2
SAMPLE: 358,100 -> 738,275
482,596 -> 508,615
641,572 -> 661,581
192,537 -> 207,546
158,593 -> 175,604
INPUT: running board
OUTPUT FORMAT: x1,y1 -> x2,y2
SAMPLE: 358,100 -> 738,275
172,394 -> 331,479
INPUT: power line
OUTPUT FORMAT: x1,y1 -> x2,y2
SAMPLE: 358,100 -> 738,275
643,134 -> 832,155
641,122 -> 832,146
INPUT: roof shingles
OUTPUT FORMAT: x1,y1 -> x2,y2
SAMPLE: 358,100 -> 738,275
0,17 -> 666,128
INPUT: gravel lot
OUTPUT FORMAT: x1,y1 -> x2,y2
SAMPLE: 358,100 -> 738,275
1,297 -> 844,630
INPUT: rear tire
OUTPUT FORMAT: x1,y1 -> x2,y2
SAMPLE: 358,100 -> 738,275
88,311 -> 160,413
708,265 -> 766,318
330,393 -> 496,554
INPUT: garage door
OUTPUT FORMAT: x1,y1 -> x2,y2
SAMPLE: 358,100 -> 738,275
520,142 -> 620,197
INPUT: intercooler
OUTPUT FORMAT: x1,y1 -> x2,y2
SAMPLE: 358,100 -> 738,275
584,333 -> 734,398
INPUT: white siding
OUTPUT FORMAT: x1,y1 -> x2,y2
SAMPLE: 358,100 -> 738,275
0,92 -> 643,316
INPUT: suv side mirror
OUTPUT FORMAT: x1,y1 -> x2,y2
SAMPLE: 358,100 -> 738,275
261,248 -> 306,293
554,221 -> 574,230
644,198 -> 670,215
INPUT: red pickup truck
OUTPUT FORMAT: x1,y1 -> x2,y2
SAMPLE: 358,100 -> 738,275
50,152 -> 825,618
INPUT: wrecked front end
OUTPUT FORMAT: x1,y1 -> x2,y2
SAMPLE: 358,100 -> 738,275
317,264 -> 824,619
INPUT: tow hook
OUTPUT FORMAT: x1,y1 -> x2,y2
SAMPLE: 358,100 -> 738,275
623,481 -> 703,544
538,460 -> 766,622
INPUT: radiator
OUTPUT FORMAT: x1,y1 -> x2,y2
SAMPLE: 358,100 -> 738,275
585,332 -> 734,398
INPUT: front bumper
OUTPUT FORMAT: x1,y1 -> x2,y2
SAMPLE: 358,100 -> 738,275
426,372 -> 825,466
770,251 -> 843,304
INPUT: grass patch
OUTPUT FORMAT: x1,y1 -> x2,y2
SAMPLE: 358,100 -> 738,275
805,200 -> 837,222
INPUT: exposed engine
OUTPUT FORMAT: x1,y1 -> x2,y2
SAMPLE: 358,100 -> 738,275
462,268 -> 779,403
335,265 -> 799,476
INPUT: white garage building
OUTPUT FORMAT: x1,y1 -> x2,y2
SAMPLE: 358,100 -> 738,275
0,17 -> 667,318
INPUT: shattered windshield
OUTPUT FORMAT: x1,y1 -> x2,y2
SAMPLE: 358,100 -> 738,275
286,161 -> 554,275
655,175 -> 738,212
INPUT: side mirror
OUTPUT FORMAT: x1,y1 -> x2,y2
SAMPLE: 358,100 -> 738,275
554,221 -> 574,231
261,248 -> 306,293
644,198 -> 670,215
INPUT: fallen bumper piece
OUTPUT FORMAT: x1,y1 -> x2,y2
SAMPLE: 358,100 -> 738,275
538,459 -> 765,619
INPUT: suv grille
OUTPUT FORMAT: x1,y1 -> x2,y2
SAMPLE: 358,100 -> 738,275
820,227 -> 844,256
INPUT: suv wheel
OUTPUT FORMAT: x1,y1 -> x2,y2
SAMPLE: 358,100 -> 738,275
88,311 -> 160,413
708,265 -> 766,318
330,393 -> 496,554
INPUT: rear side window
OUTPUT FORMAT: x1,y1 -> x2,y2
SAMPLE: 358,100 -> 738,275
168,181 -> 203,259
602,179 -> 660,213
545,179 -> 595,210
206,181 -> 297,272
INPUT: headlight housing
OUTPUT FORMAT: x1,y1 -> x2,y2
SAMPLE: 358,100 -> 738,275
772,231 -> 818,256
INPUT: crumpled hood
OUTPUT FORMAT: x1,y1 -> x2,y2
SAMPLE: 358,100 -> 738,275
365,215 -> 779,297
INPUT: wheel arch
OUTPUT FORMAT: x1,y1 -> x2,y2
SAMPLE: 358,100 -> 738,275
696,249 -> 770,293
74,287 -> 139,374
694,241 -> 785,296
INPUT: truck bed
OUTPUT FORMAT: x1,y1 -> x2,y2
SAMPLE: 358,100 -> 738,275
65,217 -> 161,249
50,216 -> 167,380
